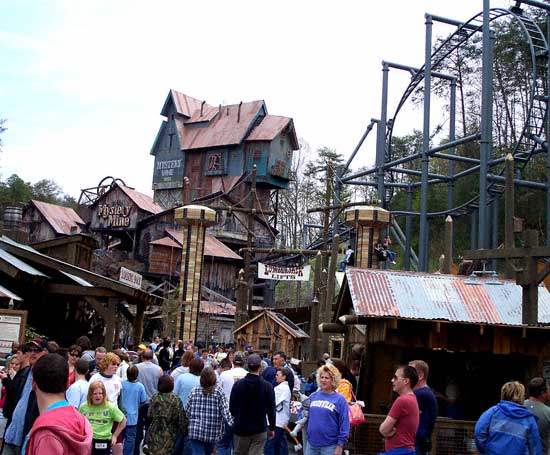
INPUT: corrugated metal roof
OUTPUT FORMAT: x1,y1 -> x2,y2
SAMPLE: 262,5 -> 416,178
178,100 -> 266,150
118,185 -> 163,215
162,90 -> 206,118
61,271 -> 93,287
165,229 -> 242,260
0,248 -> 50,278
200,300 -> 236,316
0,283 -> 22,301
31,200 -> 84,236
345,268 -> 550,326
246,115 -> 299,149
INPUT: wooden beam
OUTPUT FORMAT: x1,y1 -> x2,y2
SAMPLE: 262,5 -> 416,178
83,296 -> 109,320
45,283 -> 118,297
537,263 -> 550,284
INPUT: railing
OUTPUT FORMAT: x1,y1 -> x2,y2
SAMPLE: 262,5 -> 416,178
346,414 -> 478,455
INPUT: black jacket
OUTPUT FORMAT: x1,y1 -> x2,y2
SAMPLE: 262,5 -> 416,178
2,365 -> 30,422
229,373 -> 275,436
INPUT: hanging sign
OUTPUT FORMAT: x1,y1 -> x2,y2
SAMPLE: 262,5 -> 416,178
258,263 -> 311,281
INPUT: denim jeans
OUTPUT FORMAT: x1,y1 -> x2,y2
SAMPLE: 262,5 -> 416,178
123,425 -> 137,455
188,439 -> 215,455
134,403 -> 149,455
216,421 -> 234,455
305,444 -> 337,455
264,427 -> 289,455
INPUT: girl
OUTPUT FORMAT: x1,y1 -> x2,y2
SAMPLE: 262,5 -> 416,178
80,381 -> 126,455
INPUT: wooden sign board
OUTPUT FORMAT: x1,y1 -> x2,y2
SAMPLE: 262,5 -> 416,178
0,309 -> 27,356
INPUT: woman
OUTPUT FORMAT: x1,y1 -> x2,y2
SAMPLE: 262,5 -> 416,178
77,336 -> 95,362
306,364 -> 350,455
185,367 -> 233,455
475,381 -> 541,455
89,352 -> 122,403
264,368 -> 292,455
67,345 -> 82,386
174,358 -> 204,406
80,381 -> 126,455
332,360 -> 354,403
145,375 -> 187,455
171,350 -> 195,382
172,340 -> 185,370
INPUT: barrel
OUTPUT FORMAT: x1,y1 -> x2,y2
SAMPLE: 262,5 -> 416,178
3,206 -> 22,230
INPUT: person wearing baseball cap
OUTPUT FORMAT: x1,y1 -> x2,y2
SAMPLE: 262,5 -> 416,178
229,353 -> 276,455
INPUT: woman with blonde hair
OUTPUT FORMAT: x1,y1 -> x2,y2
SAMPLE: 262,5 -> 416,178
79,381 -> 126,455
475,381 -> 541,455
306,363 -> 350,455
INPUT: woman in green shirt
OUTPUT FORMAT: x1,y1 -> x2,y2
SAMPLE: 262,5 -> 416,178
80,380 -> 127,455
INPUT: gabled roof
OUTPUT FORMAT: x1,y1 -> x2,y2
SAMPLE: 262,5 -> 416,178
233,310 -> 309,338
165,229 -> 242,260
29,200 -> 85,236
149,237 -> 181,248
246,116 -> 299,150
91,183 -> 163,215
161,90 -> 210,119
178,100 -> 267,150
344,268 -> 550,327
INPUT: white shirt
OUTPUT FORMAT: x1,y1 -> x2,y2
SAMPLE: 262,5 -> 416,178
66,378 -> 89,409
89,372 -> 122,403
220,367 -> 247,400
274,380 -> 291,428
117,361 -> 129,381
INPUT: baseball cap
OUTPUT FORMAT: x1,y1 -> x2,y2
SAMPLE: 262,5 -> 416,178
29,338 -> 48,350
234,354 -> 244,365
247,354 -> 262,368
138,343 -> 147,350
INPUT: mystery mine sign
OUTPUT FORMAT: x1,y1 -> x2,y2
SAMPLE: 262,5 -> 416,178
98,203 -> 131,227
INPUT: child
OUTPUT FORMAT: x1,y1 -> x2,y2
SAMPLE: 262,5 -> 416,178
121,366 -> 147,455
80,381 -> 127,455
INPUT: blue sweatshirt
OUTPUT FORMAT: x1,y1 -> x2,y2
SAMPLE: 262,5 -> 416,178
307,390 -> 350,448
475,400 -> 542,455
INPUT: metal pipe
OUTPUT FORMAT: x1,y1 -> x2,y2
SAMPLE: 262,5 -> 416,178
429,13 -> 481,30
432,152 -> 480,164
448,78 -> 456,212
491,197 -> 499,271
516,0 -> 550,11
487,174 -> 547,190
419,14 -> 433,272
428,133 -> 481,155
388,167 -> 449,180
343,119 -> 378,174
478,5 -> 493,250
376,62 -> 389,206
385,61 -> 456,81
471,211 -> 478,250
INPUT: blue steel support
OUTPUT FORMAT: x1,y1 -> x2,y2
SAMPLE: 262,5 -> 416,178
491,198 -> 499,270
405,185 -> 413,271
425,218 -> 431,270
471,211 -> 478,250
478,0 -> 493,249
376,62 -> 389,206
419,14 -> 432,272
448,79 -> 456,211
546,12 -> 550,245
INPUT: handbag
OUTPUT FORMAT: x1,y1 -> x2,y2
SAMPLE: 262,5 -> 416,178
348,390 -> 365,427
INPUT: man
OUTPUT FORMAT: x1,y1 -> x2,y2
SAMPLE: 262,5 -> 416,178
2,338 -> 48,455
525,377 -> 550,455
150,336 -> 161,353
66,359 -> 90,409
2,344 -> 31,427
23,354 -> 92,455
88,346 -> 106,375
262,351 -> 295,392
409,360 -> 438,455
133,343 -> 159,366
379,365 -> 420,455
230,354 -> 275,455
134,349 -> 162,455
218,354 -> 248,455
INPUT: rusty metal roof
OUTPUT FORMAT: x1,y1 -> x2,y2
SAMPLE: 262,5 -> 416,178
345,268 -> 550,326
30,200 -> 84,236
150,237 -> 181,249
164,230 -> 242,260
200,300 -> 236,316
246,116 -> 299,150
178,100 -> 266,150
118,185 -> 163,215
161,90 -> 208,118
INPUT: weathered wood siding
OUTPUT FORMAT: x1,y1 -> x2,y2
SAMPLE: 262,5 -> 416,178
23,206 -> 57,243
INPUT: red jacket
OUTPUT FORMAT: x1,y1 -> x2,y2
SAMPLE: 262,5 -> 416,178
25,403 -> 92,455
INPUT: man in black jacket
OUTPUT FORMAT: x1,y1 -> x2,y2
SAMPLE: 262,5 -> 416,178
229,354 -> 275,455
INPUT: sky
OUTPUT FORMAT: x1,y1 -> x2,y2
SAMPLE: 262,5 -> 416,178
0,0 -> 513,199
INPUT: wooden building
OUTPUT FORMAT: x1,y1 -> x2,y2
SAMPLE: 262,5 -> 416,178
31,234 -> 98,269
333,267 -> 550,420
23,200 -> 86,243
233,310 -> 309,358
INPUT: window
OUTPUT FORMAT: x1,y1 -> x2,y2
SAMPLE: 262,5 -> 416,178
259,337 -> 271,350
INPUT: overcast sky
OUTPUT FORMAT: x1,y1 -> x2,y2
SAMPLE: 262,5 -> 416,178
0,0 -> 513,198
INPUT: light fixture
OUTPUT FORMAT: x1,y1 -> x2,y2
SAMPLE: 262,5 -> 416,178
464,272 -> 480,285
312,294 -> 319,305
486,271 -> 503,285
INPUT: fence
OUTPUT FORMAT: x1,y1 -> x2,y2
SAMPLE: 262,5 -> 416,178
346,414 -> 477,455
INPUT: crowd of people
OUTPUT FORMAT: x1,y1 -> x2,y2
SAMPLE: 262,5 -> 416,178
0,336 -> 355,455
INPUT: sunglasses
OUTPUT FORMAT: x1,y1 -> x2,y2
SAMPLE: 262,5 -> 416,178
69,352 -> 80,357
28,347 -> 43,353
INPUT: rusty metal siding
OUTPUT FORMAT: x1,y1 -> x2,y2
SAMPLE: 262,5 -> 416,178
346,268 -> 550,326
29,200 -> 84,236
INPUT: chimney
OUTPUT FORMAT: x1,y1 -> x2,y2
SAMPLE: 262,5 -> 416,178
237,101 -> 242,122
200,100 -> 205,116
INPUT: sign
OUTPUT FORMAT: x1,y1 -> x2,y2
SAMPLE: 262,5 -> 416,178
258,263 -> 310,281
0,310 -> 27,355
119,267 -> 143,289
97,202 -> 131,228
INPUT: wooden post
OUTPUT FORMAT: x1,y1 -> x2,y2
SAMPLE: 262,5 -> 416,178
309,252 -> 322,361
521,230 -> 539,325
104,298 -> 117,351
235,269 -> 248,331
505,153 -> 515,279
133,300 -> 145,347
322,233 -> 340,352
442,216 -> 453,274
